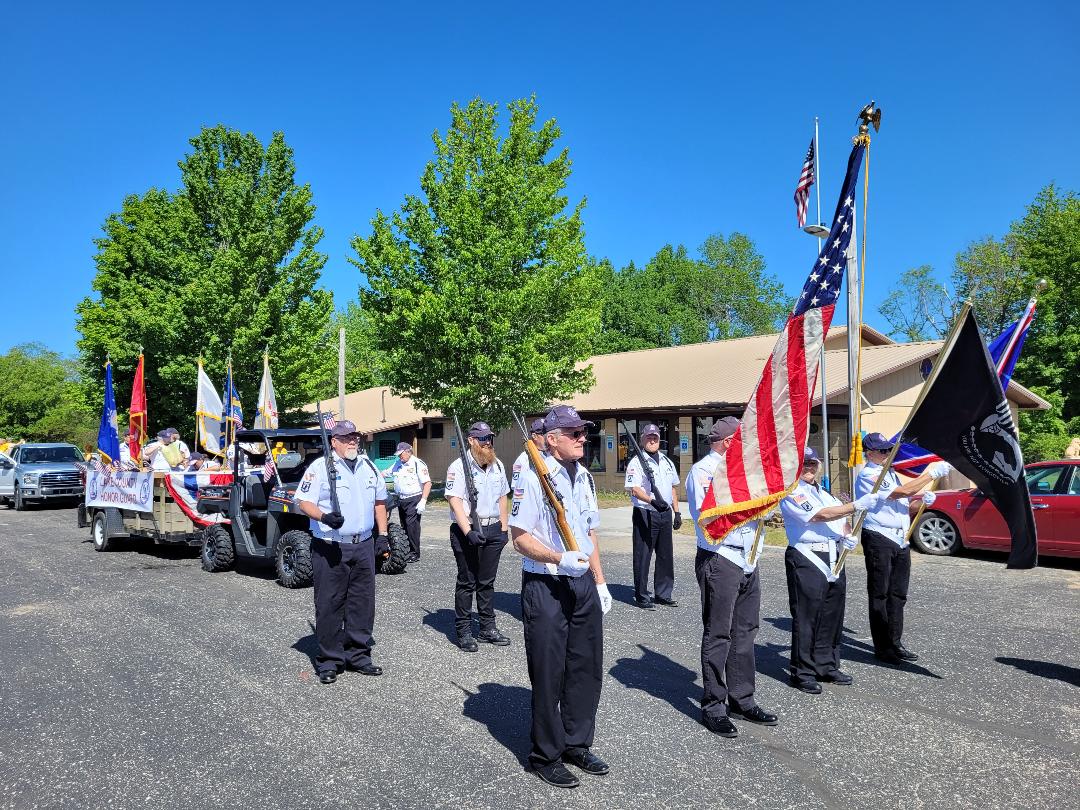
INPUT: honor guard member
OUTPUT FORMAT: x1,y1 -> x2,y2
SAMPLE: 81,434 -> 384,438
781,446 -> 887,693
686,416 -> 778,738
512,418 -> 547,487
388,441 -> 431,563
510,405 -> 612,789
295,420 -> 388,685
856,433 -> 948,665
624,423 -> 681,609
445,422 -> 512,652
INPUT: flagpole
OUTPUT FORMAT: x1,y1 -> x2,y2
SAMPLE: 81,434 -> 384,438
833,300 -> 973,576
814,116 -> 831,490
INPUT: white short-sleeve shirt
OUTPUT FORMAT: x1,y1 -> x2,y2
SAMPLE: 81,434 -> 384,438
685,450 -> 759,572
510,455 -> 599,577
624,452 -> 679,511
855,461 -> 910,546
294,453 -> 387,540
445,453 -> 510,519
388,455 -> 430,497
780,480 -> 848,546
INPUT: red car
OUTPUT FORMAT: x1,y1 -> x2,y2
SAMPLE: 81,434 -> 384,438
912,460 -> 1080,559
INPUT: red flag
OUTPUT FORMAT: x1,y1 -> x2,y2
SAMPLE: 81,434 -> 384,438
699,142 -> 866,539
129,352 -> 147,462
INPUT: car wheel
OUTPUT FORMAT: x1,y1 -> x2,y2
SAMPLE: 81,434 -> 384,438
275,530 -> 313,588
14,485 -> 26,511
92,512 -> 113,552
913,512 -> 961,556
200,525 -> 236,572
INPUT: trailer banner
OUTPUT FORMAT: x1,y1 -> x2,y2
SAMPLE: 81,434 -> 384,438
86,470 -> 154,513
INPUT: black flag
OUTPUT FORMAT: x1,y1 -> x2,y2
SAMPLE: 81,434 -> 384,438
902,306 -> 1038,569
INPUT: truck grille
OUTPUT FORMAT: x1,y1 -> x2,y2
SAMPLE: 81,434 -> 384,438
39,471 -> 83,488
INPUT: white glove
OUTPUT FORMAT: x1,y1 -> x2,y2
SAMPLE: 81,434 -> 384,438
596,583 -> 612,614
921,491 -> 937,506
853,491 -> 888,511
416,499 -> 427,515
841,535 -> 858,551
559,551 -> 591,574
927,461 -> 952,480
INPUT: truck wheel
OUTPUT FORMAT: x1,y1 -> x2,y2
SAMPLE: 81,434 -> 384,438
377,523 -> 409,575
92,512 -> 113,552
14,485 -> 26,511
276,530 -> 313,588
200,525 -> 236,572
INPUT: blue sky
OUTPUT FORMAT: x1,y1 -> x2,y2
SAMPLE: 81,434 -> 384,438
2,1 -> 1077,357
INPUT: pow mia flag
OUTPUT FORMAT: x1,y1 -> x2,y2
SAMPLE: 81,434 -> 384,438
902,306 -> 1038,569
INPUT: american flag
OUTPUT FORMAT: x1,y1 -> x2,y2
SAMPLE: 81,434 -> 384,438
699,142 -> 866,540
320,411 -> 336,431
263,454 -> 277,480
794,138 -> 815,228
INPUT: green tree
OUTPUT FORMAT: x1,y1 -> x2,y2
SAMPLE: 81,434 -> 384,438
0,344 -> 97,446
350,97 -> 599,427
334,302 -> 381,395
952,236 -> 1028,338
878,264 -> 957,342
596,233 -> 789,354
76,126 -> 335,436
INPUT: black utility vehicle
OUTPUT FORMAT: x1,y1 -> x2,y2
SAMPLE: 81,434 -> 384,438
196,429 -> 408,587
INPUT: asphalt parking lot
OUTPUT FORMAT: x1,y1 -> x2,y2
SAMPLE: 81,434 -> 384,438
1,504 -> 1078,810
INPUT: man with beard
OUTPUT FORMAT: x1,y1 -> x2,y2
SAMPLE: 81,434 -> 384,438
295,420 -> 389,685
857,433 -> 949,665
623,422 -> 681,609
444,421 -> 511,652
510,404 -> 612,788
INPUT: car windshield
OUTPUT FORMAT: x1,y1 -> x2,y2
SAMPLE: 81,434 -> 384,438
20,447 -> 82,464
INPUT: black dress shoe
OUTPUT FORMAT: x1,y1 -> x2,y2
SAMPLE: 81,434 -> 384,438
729,705 -> 778,726
562,748 -> 609,775
356,663 -> 382,676
875,650 -> 903,665
634,598 -> 656,611
318,670 -> 337,685
821,670 -> 853,685
457,635 -> 479,652
702,714 -> 738,738
533,761 -> 579,788
653,597 -> 679,607
477,628 -> 511,646
895,646 -> 919,662
789,677 -> 822,694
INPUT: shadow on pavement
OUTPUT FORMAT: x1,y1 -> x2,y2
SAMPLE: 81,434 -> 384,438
492,591 -> 523,623
605,582 -> 639,606
421,607 -> 458,643
291,621 -> 319,668
839,642 -> 943,679
995,656 -> 1080,687
456,681 -> 532,767
609,644 -> 700,721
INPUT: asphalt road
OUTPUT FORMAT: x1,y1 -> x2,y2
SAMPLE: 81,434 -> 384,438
1,504 -> 1078,810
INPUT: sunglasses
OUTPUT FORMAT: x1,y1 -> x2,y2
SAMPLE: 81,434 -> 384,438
473,435 -> 495,444
565,429 -> 588,440
334,435 -> 360,444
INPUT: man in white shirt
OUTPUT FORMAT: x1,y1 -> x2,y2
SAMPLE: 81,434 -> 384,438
686,416 -> 777,739
510,405 -> 612,789
856,432 -> 947,665
624,422 -> 681,609
445,422 -> 511,652
387,441 -> 431,563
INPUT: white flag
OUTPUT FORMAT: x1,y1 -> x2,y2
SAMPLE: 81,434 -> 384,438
255,352 -> 279,429
196,360 -> 225,456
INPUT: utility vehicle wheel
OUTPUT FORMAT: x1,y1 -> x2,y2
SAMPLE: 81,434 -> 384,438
377,523 -> 409,575
92,512 -> 113,552
200,524 -> 236,572
276,530 -> 313,588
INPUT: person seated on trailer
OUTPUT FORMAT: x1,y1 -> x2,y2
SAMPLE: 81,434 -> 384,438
145,428 -> 188,471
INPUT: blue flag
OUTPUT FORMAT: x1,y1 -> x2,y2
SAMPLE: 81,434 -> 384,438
97,359 -> 121,464
892,297 -> 1037,475
219,365 -> 243,450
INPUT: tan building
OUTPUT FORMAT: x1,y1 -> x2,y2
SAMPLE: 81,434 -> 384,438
314,325 -> 1049,497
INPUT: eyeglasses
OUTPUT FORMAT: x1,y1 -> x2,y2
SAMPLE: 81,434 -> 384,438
473,435 -> 495,445
566,429 -> 587,440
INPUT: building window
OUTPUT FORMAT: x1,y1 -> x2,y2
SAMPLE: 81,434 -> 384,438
583,422 -> 605,473
415,424 -> 427,439
429,422 -> 444,440
377,439 -> 397,459
617,418 -> 675,475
